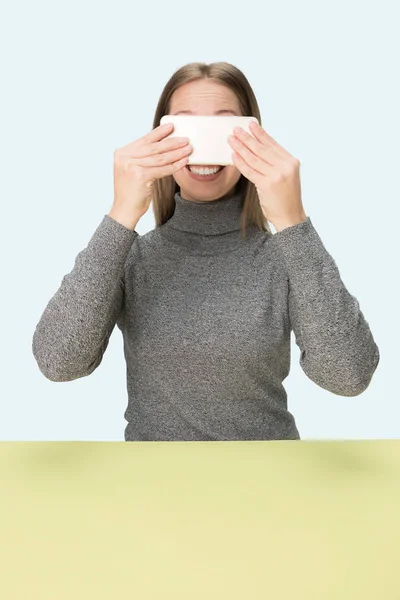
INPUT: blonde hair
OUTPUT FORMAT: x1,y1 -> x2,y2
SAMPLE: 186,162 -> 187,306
151,61 -> 272,240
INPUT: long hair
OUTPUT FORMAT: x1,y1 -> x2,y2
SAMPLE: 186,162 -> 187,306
152,61 -> 272,240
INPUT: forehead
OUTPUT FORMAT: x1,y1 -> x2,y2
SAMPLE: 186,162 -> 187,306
169,80 -> 240,112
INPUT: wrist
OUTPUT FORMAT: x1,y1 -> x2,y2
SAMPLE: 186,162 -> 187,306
273,213 -> 307,232
108,207 -> 141,231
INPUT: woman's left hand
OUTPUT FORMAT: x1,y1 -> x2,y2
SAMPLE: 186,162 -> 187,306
228,121 -> 307,231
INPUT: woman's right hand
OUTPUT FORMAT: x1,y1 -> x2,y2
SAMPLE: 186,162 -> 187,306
110,123 -> 192,227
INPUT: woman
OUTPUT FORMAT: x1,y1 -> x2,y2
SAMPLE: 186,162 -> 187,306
32,61 -> 380,441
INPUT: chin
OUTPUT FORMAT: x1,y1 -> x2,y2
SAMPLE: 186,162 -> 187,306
173,166 -> 242,201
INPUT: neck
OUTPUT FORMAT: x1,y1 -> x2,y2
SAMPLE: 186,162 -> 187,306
166,187 -> 245,236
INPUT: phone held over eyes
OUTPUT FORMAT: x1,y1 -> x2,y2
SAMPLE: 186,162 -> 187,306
159,115 -> 259,166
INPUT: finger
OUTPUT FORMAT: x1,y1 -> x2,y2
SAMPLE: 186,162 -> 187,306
145,122 -> 174,143
233,129 -> 279,165
248,121 -> 293,161
148,155 -> 190,180
123,134 -> 190,160
118,124 -> 175,156
150,135 -> 191,155
132,136 -> 190,159
133,143 -> 192,168
230,135 -> 273,175
124,123 -> 177,153
231,151 -> 264,185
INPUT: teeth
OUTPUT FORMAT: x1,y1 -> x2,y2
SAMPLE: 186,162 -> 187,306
189,166 -> 222,175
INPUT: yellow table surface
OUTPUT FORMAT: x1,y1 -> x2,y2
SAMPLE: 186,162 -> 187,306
1,440 -> 399,599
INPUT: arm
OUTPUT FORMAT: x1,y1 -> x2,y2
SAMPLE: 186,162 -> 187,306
274,217 -> 380,396
32,214 -> 139,382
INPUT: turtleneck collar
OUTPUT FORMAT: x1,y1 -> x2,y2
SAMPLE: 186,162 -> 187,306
165,187 -> 244,236
159,185 -> 263,256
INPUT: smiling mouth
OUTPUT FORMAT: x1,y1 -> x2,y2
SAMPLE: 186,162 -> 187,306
186,165 -> 225,172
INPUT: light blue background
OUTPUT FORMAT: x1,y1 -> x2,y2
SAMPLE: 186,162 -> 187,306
1,0 -> 397,440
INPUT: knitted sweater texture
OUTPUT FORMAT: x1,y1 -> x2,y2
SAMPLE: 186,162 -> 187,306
32,188 -> 380,440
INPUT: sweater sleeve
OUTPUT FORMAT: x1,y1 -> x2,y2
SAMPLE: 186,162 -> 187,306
274,217 -> 380,396
32,215 -> 139,382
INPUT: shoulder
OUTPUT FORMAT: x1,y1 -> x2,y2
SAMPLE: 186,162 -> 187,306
251,228 -> 288,281
123,227 -> 162,271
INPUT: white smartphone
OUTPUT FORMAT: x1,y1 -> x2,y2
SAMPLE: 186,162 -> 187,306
159,115 -> 259,166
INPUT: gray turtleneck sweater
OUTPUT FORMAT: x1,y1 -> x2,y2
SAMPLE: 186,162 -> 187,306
32,188 -> 380,441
